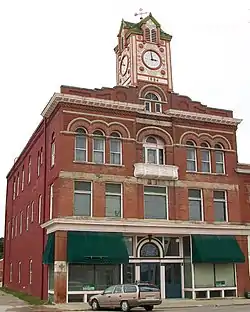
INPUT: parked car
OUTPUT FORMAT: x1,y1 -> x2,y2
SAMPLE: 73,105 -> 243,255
88,283 -> 162,311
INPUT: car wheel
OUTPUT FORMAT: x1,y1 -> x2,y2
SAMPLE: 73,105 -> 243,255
120,300 -> 130,312
144,305 -> 153,311
91,299 -> 100,311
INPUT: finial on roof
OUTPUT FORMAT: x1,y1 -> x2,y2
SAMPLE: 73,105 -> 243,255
134,8 -> 148,20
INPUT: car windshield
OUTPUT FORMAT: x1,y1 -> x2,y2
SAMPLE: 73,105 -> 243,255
138,284 -> 159,292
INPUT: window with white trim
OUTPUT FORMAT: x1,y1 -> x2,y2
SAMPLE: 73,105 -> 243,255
75,128 -> 87,162
213,190 -> 227,221
20,211 -> 23,234
105,183 -> 122,217
7,221 -> 10,240
16,173 -> 20,196
143,136 -> 164,165
215,143 -> 225,174
26,205 -> 30,231
9,263 -> 13,282
51,141 -> 55,167
93,130 -> 105,164
38,195 -> 42,224
145,27 -> 157,43
74,181 -> 92,216
49,184 -> 54,220
40,147 -> 43,165
144,92 -> 161,113
18,261 -> 21,284
15,216 -> 18,237
155,103 -> 162,113
29,260 -> 32,285
186,141 -> 197,172
188,189 -> 203,221
110,132 -> 122,165
21,166 -> 25,191
144,186 -> 168,219
37,151 -> 40,177
28,156 -> 31,184
11,218 -> 14,239
31,201 -> 34,223
13,178 -> 16,200
201,142 -> 211,173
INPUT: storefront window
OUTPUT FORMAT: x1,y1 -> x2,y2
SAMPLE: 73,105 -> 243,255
124,236 -> 133,256
68,264 -> 121,291
194,263 -> 235,288
164,237 -> 180,256
48,264 -> 54,291
123,263 -> 135,284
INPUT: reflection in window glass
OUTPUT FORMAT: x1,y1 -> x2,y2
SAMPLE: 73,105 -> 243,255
123,263 -> 135,284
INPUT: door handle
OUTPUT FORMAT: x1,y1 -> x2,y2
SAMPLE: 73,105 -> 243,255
108,295 -> 111,298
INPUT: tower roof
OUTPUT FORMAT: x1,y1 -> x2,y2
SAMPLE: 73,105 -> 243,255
118,13 -> 172,41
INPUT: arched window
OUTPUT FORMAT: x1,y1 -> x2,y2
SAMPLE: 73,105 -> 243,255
51,133 -> 55,167
200,142 -> 211,173
140,242 -> 160,258
144,92 -> 162,113
75,128 -> 87,162
186,140 -> 197,172
151,29 -> 157,42
215,143 -> 225,174
110,132 -> 122,165
145,28 -> 151,41
143,136 -> 164,165
93,130 -> 105,164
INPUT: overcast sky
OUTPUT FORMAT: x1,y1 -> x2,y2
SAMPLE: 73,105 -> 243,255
0,0 -> 249,237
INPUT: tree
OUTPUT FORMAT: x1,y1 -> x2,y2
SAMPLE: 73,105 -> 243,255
0,237 -> 3,258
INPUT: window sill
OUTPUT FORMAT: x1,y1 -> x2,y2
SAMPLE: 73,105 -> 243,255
186,171 -> 226,176
73,160 -> 124,168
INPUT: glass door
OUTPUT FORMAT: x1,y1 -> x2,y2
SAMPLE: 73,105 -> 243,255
140,263 -> 160,289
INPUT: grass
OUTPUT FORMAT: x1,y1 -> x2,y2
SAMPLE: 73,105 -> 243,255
0,286 -> 50,305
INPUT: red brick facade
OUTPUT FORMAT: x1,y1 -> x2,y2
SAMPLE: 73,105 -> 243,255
3,14 -> 250,302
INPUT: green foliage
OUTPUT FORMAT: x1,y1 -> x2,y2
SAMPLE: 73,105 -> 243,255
0,237 -> 3,258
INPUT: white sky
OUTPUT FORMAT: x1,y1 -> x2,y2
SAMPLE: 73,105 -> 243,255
0,0 -> 249,237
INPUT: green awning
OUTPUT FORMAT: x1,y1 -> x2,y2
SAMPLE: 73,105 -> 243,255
192,235 -> 245,263
42,233 -> 55,264
67,231 -> 129,264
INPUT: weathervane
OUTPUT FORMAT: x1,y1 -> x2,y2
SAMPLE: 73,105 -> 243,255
134,8 -> 148,20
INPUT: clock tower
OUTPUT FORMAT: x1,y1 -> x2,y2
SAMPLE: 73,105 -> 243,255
115,13 -> 173,91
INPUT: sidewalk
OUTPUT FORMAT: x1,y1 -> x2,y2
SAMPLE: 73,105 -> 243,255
49,298 -> 250,311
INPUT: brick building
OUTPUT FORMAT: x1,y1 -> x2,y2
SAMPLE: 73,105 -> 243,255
3,13 -> 250,304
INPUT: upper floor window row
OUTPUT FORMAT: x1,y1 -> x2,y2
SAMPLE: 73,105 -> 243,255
186,140 -> 225,174
75,129 -> 122,165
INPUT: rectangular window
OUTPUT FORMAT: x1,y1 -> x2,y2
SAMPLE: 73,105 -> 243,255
49,184 -> 54,220
215,151 -> 225,173
145,101 -> 151,112
186,147 -> 196,172
51,142 -> 55,167
144,147 -> 164,165
38,195 -> 42,224
15,216 -> 18,237
213,190 -> 227,221
31,201 -> 34,223
105,183 -> 122,217
28,156 -> 31,184
37,152 -> 40,177
188,189 -> 203,221
74,181 -> 92,216
155,103 -> 162,113
110,139 -> 121,165
144,186 -> 168,219
40,148 -> 43,165
18,262 -> 21,283
13,179 -> 16,200
20,211 -> 23,234
21,167 -> 25,191
7,221 -> 10,240
9,263 -> 13,282
16,174 -> 20,196
75,134 -> 87,162
11,218 -> 14,239
201,150 -> 211,173
124,236 -> 133,256
93,137 -> 105,163
26,205 -> 30,231
29,260 -> 32,285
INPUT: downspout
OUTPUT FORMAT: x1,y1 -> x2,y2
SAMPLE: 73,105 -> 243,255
41,117 -> 47,299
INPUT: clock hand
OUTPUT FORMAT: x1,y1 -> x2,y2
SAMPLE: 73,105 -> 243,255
150,52 -> 153,60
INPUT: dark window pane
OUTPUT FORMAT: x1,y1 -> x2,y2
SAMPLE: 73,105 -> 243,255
140,243 -> 160,257
164,237 -> 180,256
123,264 -> 135,284
216,163 -> 224,173
214,191 -> 225,200
76,136 -> 86,149
187,160 -> 196,171
201,150 -> 210,161
124,237 -> 133,256
114,285 -> 123,293
188,189 -> 201,199
139,284 -> 159,292
144,186 -> 166,194
75,181 -> 91,192
189,200 -> 202,221
110,139 -> 120,152
124,285 -> 137,293
187,148 -> 195,160
215,151 -> 224,162
159,149 -> 164,164
105,195 -> 121,217
75,150 -> 86,162
214,202 -> 226,221
201,162 -> 210,173
106,184 -> 121,194
74,193 -> 91,216
144,195 -> 166,219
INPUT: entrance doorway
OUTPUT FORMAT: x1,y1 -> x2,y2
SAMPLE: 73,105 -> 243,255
140,263 -> 161,289
165,263 -> 182,298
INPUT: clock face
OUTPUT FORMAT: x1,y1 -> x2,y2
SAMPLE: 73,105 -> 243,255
120,55 -> 129,76
142,50 -> 161,70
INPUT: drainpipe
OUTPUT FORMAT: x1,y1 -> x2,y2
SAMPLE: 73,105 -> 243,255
41,117 -> 47,299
